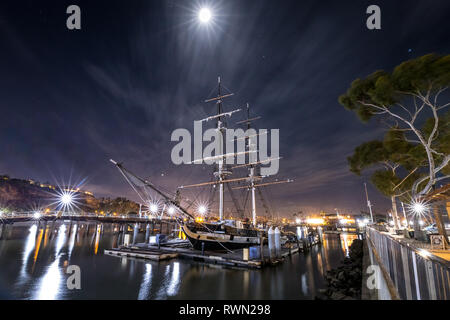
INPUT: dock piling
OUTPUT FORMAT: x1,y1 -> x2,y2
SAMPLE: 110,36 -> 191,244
274,227 -> 281,258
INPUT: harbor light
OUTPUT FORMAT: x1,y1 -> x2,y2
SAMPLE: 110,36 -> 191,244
412,202 -> 426,215
61,193 -> 73,205
419,220 -> 425,226
168,207 -> 175,215
407,198 -> 430,217
195,216 -> 204,223
33,211 -> 42,219
150,204 -> 159,214
306,218 -> 324,225
358,219 -> 368,228
198,8 -> 212,23
295,218 -> 301,224
198,205 -> 207,215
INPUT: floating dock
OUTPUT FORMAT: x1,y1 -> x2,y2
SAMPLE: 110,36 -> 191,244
105,238 -> 320,269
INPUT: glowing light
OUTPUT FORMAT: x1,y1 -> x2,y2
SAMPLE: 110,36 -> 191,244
295,218 -> 301,224
407,198 -> 430,216
339,217 -> 355,225
49,183 -> 83,214
33,212 -> 42,219
61,194 -> 72,205
150,203 -> 159,214
306,218 -> 325,225
419,220 -> 425,226
358,220 -> 368,228
418,249 -> 431,258
413,202 -> 426,215
195,217 -> 204,223
198,8 -> 212,23
198,205 -> 207,215
168,207 -> 175,215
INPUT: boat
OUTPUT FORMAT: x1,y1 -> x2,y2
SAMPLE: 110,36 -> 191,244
111,77 -> 292,251
182,222 -> 261,251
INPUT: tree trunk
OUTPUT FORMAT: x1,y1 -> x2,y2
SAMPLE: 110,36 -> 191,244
433,203 -> 449,249
391,196 -> 401,230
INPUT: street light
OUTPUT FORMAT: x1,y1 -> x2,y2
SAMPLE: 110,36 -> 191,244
198,205 -> 207,215
150,203 -> 158,214
407,198 -> 430,216
61,194 -> 73,205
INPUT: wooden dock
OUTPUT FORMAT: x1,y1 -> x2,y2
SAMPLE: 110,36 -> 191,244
104,240 -> 314,269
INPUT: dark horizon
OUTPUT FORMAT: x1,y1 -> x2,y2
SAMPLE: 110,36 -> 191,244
1,0 -> 450,217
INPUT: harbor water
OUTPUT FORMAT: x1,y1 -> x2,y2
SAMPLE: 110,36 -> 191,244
0,221 -> 356,300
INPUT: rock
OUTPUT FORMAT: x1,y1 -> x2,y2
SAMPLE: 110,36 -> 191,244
321,238 -> 364,300
330,292 -> 347,300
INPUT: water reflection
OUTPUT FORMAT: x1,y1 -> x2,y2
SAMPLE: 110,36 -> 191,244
16,225 -> 38,288
340,234 -> 358,257
166,262 -> 180,296
0,222 -> 347,300
138,263 -> 153,300
33,224 -> 68,300
34,259 -> 62,300
67,224 -> 77,259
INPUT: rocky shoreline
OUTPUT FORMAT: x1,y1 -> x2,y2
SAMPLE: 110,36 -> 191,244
316,239 -> 364,300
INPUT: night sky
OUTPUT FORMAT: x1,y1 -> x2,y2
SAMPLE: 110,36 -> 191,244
1,0 -> 449,217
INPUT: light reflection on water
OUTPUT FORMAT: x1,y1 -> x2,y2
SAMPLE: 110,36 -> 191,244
340,233 -> 358,257
0,221 -> 347,300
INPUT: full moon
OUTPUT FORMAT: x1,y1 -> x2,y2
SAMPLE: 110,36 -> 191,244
198,8 -> 212,23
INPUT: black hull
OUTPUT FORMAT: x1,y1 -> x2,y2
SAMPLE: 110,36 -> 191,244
183,224 -> 260,251
186,234 -> 256,251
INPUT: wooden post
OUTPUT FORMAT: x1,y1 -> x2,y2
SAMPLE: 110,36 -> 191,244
259,235 -> 264,263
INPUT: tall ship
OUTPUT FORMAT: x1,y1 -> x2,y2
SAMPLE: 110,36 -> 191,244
111,78 -> 292,251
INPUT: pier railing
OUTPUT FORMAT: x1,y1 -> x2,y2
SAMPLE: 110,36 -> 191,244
366,226 -> 450,300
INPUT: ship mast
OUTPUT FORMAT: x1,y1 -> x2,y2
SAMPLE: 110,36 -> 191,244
204,76 -> 235,221
364,182 -> 374,223
247,103 -> 258,227
217,77 -> 225,221
179,78 -> 292,225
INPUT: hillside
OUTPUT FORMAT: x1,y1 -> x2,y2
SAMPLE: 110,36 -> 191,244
0,175 -> 139,215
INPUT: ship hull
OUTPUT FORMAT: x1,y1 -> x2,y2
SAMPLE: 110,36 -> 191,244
182,224 -> 261,251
